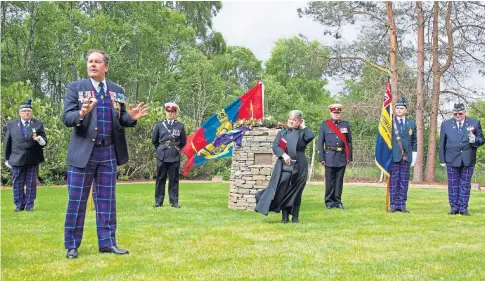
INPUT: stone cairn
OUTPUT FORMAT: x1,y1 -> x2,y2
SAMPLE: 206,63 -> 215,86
228,127 -> 279,210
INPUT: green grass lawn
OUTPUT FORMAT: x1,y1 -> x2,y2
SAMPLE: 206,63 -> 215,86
2,183 -> 485,281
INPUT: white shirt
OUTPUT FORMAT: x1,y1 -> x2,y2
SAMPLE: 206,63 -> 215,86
90,78 -> 106,93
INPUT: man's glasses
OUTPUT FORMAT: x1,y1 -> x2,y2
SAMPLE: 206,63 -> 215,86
453,112 -> 464,116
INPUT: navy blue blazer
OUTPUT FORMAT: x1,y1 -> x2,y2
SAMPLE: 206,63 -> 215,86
391,118 -> 417,163
4,118 -> 47,167
62,79 -> 137,168
439,117 -> 484,167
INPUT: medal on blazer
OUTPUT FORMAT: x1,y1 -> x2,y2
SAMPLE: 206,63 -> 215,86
32,127 -> 37,139
408,128 -> 413,136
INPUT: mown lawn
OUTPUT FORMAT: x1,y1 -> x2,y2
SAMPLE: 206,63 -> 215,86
1,183 -> 484,281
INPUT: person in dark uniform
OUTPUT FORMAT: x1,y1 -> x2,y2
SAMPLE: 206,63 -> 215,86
318,104 -> 353,209
389,97 -> 417,213
255,110 -> 315,223
439,103 -> 484,216
152,102 -> 187,208
4,99 -> 47,212
63,49 -> 148,259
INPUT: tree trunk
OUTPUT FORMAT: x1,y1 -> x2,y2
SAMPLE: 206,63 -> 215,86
26,2 -> 37,93
425,1 -> 453,182
414,1 -> 425,183
386,1 -> 398,104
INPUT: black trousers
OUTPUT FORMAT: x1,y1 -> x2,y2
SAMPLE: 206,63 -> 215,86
325,166 -> 346,207
155,160 -> 180,205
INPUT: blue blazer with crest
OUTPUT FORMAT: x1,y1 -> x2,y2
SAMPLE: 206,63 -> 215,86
63,78 -> 137,168
439,117 -> 484,167
391,118 -> 417,163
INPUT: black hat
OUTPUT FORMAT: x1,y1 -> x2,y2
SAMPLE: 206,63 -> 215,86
452,103 -> 465,112
395,97 -> 407,108
19,98 -> 32,110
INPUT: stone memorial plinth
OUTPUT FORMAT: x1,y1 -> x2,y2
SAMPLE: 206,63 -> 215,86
228,127 -> 279,210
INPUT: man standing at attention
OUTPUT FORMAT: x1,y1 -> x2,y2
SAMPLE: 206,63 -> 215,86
4,99 -> 47,212
440,103 -> 483,216
152,102 -> 186,208
63,50 -> 148,258
389,97 -> 417,213
318,104 -> 353,209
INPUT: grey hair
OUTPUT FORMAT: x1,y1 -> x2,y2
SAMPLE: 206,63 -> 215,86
288,110 -> 303,120
86,49 -> 110,66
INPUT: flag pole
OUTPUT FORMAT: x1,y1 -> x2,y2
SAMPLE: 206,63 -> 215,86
261,80 -> 265,118
89,182 -> 94,211
385,177 -> 390,212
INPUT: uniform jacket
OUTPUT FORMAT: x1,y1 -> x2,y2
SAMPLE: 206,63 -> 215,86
318,120 -> 353,168
152,119 -> 187,162
391,117 -> 417,163
62,78 -> 137,168
439,117 -> 484,167
4,118 -> 47,167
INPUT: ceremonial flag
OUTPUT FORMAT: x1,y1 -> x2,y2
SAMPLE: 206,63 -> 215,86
375,77 -> 393,176
183,81 -> 264,176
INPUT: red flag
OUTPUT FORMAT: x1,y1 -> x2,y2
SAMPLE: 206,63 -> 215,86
182,128 -> 208,161
238,81 -> 263,120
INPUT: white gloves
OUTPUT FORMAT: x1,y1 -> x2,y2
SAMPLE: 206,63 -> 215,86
34,136 -> 46,146
440,163 -> 446,167
5,160 -> 12,169
469,134 -> 476,144
410,152 -> 417,167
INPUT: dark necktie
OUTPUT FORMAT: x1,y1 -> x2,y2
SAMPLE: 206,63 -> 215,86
398,118 -> 404,133
99,82 -> 105,99
458,122 -> 462,134
22,121 -> 29,140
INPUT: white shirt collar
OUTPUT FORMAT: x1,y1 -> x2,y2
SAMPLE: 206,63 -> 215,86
90,78 -> 106,92
21,119 -> 30,125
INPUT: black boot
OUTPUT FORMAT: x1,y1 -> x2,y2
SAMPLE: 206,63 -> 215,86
291,205 -> 300,223
281,210 -> 289,224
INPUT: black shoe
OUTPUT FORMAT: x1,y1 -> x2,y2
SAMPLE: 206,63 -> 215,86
389,207 -> 398,213
448,209 -> 459,215
66,248 -> 78,259
26,208 -> 34,212
281,210 -> 289,224
14,207 -> 25,212
99,245 -> 129,255
336,204 -> 345,209
171,203 -> 181,208
326,204 -> 334,209
292,217 -> 299,224
460,211 -> 470,216
400,208 -> 410,214
153,204 -> 162,208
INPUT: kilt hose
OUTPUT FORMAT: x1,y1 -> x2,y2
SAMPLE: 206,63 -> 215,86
446,166 -> 475,213
12,164 -> 39,209
64,145 -> 118,250
389,161 -> 410,210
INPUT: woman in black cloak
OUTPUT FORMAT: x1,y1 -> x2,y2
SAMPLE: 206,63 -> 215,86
255,110 -> 314,223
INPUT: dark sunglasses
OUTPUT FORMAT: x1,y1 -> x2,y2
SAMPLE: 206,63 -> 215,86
453,112 -> 464,116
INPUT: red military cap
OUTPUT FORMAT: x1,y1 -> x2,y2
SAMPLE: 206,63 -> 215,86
328,103 -> 343,113
164,102 -> 179,112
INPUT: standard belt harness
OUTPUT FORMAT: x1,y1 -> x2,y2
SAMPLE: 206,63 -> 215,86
160,140 -> 180,147
327,147 -> 343,152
